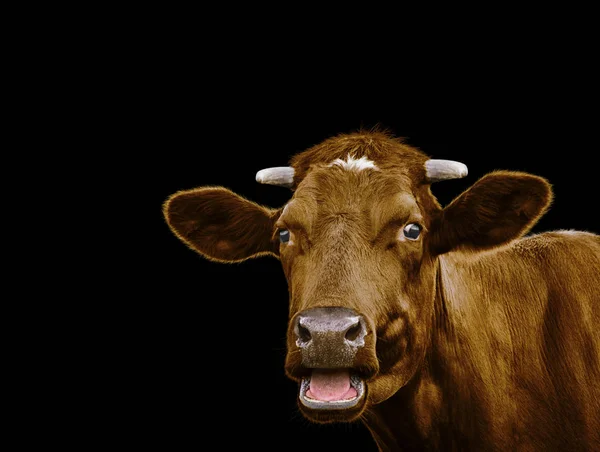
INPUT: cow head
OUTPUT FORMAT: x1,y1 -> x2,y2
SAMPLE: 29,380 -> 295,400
163,131 -> 552,424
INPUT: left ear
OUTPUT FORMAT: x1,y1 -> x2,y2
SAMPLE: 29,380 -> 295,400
430,171 -> 553,254
163,186 -> 281,263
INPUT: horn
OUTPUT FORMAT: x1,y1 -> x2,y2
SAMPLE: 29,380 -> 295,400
425,159 -> 468,182
255,167 -> 295,188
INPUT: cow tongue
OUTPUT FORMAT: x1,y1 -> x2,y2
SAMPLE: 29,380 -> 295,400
306,369 -> 358,401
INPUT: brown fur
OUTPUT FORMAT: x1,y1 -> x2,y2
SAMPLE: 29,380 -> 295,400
163,131 -> 600,451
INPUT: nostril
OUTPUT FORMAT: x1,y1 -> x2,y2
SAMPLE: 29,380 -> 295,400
345,323 -> 362,342
297,323 -> 312,343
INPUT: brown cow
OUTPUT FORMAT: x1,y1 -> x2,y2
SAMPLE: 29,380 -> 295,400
163,130 -> 600,451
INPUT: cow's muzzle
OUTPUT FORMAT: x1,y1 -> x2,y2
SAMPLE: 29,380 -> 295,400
287,307 -> 377,421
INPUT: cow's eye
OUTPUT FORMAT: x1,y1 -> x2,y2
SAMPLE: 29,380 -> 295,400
403,223 -> 421,240
279,229 -> 291,243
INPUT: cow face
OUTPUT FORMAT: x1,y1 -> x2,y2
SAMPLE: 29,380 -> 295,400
164,132 -> 552,424
276,161 -> 441,423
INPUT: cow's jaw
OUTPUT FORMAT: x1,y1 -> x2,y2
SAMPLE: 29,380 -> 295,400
299,369 -> 365,410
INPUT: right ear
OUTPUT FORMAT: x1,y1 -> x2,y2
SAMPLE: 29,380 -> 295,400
163,186 -> 281,263
429,171 -> 553,255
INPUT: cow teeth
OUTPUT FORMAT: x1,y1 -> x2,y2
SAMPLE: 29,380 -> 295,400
300,376 -> 311,396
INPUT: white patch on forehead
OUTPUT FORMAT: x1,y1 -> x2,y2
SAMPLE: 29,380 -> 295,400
328,154 -> 379,172
557,229 -> 580,236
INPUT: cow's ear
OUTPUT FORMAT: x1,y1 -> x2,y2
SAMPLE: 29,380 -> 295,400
430,171 -> 553,254
163,187 -> 280,262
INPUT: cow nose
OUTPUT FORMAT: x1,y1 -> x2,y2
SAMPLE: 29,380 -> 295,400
295,308 -> 365,347
293,307 -> 367,368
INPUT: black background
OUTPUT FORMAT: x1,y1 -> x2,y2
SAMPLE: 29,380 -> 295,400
22,9 -> 599,450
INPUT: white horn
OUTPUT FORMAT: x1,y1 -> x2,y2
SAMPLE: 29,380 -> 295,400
425,159 -> 468,182
255,167 -> 295,188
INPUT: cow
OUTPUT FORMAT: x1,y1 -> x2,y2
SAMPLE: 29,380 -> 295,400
163,130 -> 600,451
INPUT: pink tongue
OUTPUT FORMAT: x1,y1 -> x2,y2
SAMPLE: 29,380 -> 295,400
306,369 -> 357,401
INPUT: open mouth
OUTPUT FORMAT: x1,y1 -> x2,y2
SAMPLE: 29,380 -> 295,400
299,369 -> 365,410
